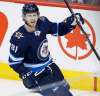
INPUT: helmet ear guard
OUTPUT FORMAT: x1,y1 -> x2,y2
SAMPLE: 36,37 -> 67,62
22,3 -> 39,15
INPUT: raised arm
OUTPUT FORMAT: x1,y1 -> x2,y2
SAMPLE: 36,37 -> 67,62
46,13 -> 84,36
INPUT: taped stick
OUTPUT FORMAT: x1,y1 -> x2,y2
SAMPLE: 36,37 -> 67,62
64,0 -> 100,61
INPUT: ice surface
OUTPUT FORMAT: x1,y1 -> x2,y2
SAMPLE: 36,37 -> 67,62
0,79 -> 100,96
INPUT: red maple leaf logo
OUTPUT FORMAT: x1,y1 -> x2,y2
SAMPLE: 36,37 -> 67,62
65,25 -> 90,50
58,19 -> 96,60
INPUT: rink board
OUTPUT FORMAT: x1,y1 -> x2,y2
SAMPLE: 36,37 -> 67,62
0,0 -> 100,92
0,62 -> 100,92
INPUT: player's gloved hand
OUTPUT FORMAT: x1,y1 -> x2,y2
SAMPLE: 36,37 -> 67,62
20,70 -> 38,89
65,13 -> 84,27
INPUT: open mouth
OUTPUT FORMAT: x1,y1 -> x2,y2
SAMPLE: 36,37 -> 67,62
31,21 -> 35,24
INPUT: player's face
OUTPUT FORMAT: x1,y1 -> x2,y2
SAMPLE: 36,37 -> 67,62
23,12 -> 39,27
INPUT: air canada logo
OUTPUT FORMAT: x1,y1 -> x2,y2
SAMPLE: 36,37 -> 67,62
58,19 -> 96,60
0,12 -> 8,47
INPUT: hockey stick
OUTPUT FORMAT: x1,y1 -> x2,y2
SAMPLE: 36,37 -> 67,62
63,0 -> 100,61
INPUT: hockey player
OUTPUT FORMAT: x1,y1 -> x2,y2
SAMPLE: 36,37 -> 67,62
8,3 -> 84,96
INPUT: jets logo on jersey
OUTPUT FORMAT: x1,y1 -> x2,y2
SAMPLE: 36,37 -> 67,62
15,32 -> 24,39
37,39 -> 50,61
34,30 -> 41,36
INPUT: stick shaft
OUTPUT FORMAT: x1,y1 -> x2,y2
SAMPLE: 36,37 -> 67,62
64,0 -> 100,61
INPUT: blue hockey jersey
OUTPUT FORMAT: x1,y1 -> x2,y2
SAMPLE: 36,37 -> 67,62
8,16 -> 75,75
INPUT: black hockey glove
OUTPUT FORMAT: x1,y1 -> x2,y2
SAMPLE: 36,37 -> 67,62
20,70 -> 38,89
65,13 -> 84,27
